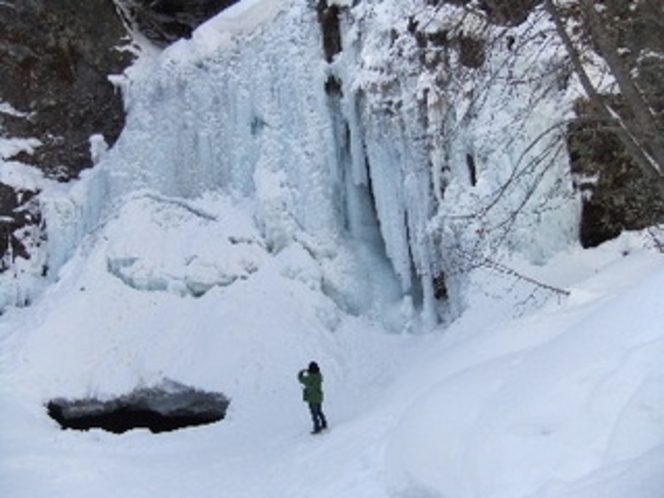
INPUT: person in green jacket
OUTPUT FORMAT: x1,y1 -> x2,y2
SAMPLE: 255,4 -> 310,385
298,361 -> 328,434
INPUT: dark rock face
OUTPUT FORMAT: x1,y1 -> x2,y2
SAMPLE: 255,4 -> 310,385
316,0 -> 342,63
426,0 -> 541,26
477,0 -> 542,26
568,116 -> 664,248
47,380 -> 230,433
114,0 -> 240,47
569,0 -> 664,247
0,183 -> 44,274
0,0 -> 132,289
0,0 -> 132,180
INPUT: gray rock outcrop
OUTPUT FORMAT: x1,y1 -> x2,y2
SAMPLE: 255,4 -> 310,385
114,0 -> 240,47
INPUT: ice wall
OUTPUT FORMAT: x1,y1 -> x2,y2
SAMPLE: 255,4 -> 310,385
332,0 -> 580,319
3,0 -> 581,322
91,0 -> 406,319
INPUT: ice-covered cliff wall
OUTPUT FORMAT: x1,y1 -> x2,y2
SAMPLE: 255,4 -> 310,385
1,0 -> 580,323
62,0 -> 406,319
326,0 -> 580,319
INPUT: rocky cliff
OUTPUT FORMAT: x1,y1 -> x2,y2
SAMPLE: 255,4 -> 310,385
0,0 -> 130,179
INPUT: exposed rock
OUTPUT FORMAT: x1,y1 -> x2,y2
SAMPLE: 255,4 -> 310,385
0,0 -> 132,293
426,0 -> 542,26
0,183 -> 44,272
568,0 -> 664,247
114,0 -> 240,47
568,115 -> 664,248
47,380 -> 230,433
477,0 -> 542,26
316,0 -> 343,63
457,34 -> 485,68
0,0 -> 132,180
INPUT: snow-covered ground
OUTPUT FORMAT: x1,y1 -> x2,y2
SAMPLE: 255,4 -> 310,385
0,195 -> 662,498
1,0 -> 664,497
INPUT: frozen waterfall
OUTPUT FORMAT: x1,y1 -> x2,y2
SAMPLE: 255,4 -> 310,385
2,0 -> 580,324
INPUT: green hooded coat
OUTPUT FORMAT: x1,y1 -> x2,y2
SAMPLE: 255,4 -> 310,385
298,370 -> 324,404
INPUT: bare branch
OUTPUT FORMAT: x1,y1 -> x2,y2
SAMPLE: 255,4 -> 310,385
479,256 -> 570,297
543,0 -> 664,194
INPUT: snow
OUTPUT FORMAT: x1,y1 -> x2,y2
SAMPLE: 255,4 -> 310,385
388,245 -> 664,498
1,0 -> 664,497
1,201 -> 663,497
0,138 -> 42,161
0,102 -> 41,161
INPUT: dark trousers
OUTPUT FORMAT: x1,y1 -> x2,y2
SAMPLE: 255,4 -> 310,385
308,403 -> 327,432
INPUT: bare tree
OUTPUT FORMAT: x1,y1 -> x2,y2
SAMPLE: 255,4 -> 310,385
543,0 -> 664,194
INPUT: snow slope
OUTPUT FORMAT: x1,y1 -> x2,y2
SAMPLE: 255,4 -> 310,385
0,195 -> 662,498
388,241 -> 664,498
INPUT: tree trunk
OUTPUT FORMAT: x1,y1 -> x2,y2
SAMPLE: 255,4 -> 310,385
543,0 -> 664,194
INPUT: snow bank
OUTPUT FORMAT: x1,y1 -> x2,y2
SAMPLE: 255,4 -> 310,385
387,245 -> 664,498
1,199 -> 662,498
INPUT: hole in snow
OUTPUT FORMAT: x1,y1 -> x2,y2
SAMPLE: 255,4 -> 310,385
46,380 -> 230,434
